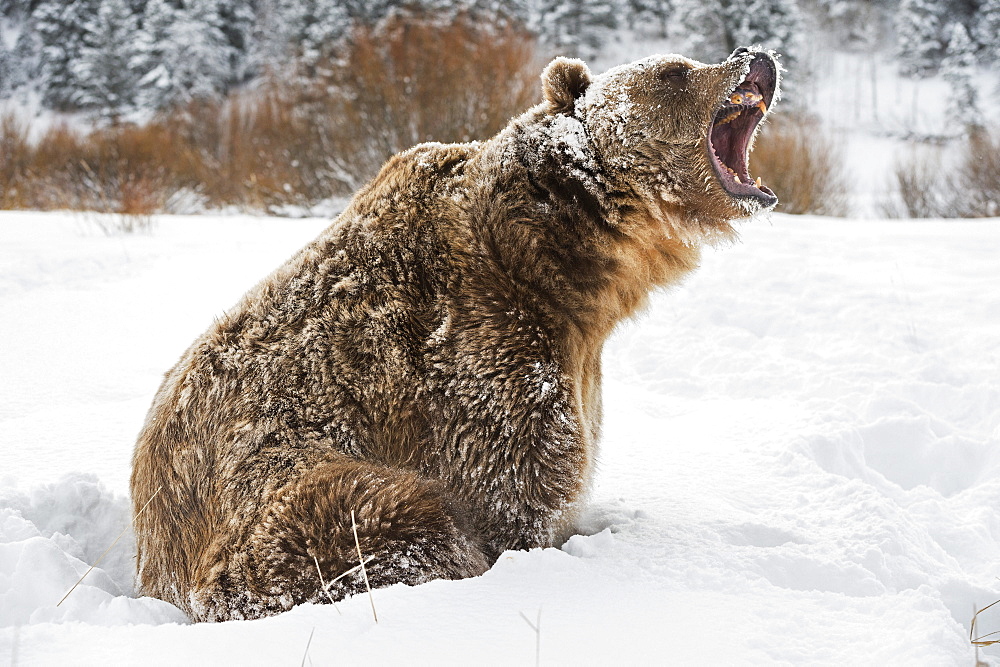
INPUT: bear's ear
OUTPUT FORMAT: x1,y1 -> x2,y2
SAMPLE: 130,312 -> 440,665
541,57 -> 592,114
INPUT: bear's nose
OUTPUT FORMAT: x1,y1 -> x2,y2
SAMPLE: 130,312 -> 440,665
728,47 -> 751,60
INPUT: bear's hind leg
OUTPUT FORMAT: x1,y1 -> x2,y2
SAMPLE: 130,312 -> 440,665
191,458 -> 490,620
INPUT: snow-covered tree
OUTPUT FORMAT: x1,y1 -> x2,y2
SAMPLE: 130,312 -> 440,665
340,0 -> 406,23
527,0 -> 618,58
733,0 -> 800,58
895,0 -> 945,76
34,0 -> 100,109
72,0 -> 143,118
214,0 -> 257,84
7,22 -> 40,93
270,0 -> 351,67
625,0 -> 672,35
973,0 -> 1000,64
675,0 -> 801,64
941,22 -> 982,132
463,0 -> 533,25
0,40 -> 11,98
1,0 -> 34,21
138,0 -> 232,109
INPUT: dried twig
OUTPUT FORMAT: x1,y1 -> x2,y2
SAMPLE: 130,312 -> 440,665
351,510 -> 378,623
312,554 -> 342,615
57,485 -> 163,607
519,608 -> 541,667
301,627 -> 315,667
972,599 -> 1000,646
322,555 -> 376,591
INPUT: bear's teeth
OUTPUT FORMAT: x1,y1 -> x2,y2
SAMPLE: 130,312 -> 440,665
758,101 -> 768,114
730,91 -> 763,106
715,111 -> 741,126
755,176 -> 762,187
734,174 -> 742,184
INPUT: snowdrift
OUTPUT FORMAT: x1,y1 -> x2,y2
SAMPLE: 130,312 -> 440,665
1,211 -> 998,664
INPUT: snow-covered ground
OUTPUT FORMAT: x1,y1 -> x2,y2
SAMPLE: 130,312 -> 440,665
2,211 -> 999,665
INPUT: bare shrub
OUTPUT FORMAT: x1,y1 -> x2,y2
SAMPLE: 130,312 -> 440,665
881,146 -> 953,218
0,11 -> 541,218
26,122 -> 177,232
75,124 -> 178,218
164,89 -> 338,211
301,9 -> 543,193
156,10 -> 543,210
957,127 -> 1000,218
0,113 -> 32,209
882,129 -> 1000,218
752,113 -> 850,216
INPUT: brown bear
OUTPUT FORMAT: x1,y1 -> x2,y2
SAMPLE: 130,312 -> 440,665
131,47 -> 780,622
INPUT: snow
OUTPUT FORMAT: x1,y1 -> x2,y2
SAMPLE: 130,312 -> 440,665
2,210 -> 999,664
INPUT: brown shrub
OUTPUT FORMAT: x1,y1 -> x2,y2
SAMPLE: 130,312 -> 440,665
0,113 -> 32,209
297,9 -> 543,193
157,10 -> 543,210
883,129 -> 1000,219
0,11 -> 542,218
752,113 -> 850,216
882,146 -> 951,218
28,122 -> 178,218
957,127 -> 1000,218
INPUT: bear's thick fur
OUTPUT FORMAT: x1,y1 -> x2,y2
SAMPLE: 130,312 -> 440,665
132,48 -> 780,621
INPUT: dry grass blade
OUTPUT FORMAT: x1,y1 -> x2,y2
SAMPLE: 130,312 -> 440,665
519,609 -> 541,667
311,555 -> 342,615
351,510 -> 378,623
57,485 -> 163,607
972,599 -> 1000,646
301,627 -> 315,667
322,555 -> 375,591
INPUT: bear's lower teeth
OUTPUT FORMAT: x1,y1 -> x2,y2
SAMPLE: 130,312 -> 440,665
714,110 -> 741,126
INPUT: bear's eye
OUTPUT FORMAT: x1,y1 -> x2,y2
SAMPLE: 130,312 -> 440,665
660,66 -> 690,82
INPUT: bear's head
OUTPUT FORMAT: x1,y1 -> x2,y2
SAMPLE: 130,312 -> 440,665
540,48 -> 780,243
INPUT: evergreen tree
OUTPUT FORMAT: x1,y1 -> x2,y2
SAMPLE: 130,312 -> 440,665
625,0 -> 672,36
973,0 -> 1000,64
895,0 -> 945,76
0,40 -> 11,98
528,0 -> 618,59
339,0 -> 405,23
136,0 -> 177,108
271,0 -> 351,67
214,0 -> 257,84
138,0 -> 232,109
73,0 -> 143,117
9,21 -> 41,92
675,0 -> 801,64
941,22 -> 982,132
34,0 -> 100,109
464,0 -> 533,25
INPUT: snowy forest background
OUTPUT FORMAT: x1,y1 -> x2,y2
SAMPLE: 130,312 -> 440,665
0,0 -> 998,219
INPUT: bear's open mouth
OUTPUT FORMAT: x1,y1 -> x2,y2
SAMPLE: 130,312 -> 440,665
707,54 -> 777,206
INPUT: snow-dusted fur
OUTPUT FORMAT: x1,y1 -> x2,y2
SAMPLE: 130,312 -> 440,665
131,49 -> 779,622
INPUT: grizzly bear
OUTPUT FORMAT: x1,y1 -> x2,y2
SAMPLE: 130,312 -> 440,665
131,47 -> 780,622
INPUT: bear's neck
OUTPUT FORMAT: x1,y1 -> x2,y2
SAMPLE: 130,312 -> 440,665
463,117 -> 703,345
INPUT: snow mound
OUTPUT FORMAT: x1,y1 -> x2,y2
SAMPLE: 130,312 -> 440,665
0,474 -> 187,628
